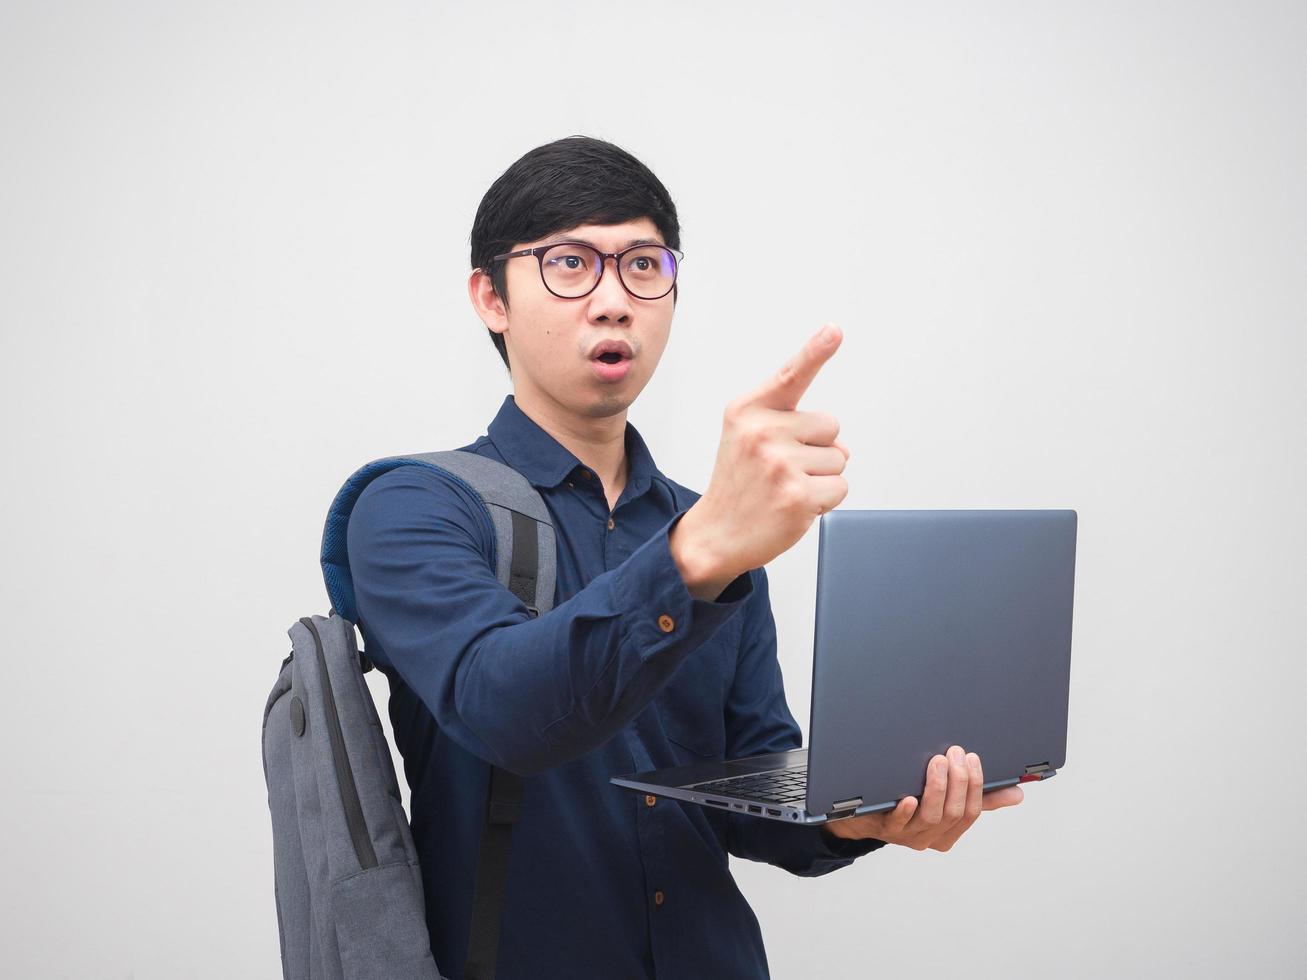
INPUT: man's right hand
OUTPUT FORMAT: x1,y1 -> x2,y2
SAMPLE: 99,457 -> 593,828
671,323 -> 849,599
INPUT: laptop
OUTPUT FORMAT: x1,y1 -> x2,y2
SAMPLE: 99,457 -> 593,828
611,509 -> 1078,825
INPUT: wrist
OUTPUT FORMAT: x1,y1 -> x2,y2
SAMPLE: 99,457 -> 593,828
670,504 -> 738,601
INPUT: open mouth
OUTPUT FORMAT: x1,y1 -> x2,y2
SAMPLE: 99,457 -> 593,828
596,352 -> 625,365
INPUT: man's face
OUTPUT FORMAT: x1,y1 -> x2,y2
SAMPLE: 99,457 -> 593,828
472,218 -> 676,422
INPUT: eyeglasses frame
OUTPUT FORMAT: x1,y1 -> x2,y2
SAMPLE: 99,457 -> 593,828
488,241 -> 685,300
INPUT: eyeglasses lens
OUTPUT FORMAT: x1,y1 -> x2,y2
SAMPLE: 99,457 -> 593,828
541,244 -> 678,299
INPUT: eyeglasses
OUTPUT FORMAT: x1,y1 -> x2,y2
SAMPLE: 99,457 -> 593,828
489,241 -> 684,300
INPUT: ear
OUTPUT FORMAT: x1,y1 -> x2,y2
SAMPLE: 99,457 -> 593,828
468,268 -> 509,336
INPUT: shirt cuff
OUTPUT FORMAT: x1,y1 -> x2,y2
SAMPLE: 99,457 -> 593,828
611,507 -> 754,664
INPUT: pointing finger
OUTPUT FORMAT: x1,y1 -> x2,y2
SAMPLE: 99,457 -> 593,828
742,323 -> 843,412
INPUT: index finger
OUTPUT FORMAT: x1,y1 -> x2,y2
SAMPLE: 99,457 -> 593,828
740,323 -> 843,412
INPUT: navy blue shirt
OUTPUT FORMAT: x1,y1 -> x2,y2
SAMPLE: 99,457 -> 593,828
346,395 -> 881,979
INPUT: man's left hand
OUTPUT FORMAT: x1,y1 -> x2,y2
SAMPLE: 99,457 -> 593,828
821,745 -> 1024,852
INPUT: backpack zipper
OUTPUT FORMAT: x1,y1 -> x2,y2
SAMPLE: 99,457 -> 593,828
300,617 -> 378,871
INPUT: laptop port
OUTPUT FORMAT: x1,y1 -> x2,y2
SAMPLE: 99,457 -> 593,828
748,805 -> 762,814
706,798 -> 728,808
766,808 -> 781,817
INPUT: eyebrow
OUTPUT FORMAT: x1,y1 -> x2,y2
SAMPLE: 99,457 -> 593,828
539,235 -> 664,249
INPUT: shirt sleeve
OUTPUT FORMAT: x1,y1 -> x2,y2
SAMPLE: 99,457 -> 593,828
718,566 -> 886,875
345,464 -> 754,777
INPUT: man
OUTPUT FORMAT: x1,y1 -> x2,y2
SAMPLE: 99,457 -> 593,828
346,135 -> 1024,979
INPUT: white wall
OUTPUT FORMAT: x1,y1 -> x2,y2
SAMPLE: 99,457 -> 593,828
3,1 -> 1303,976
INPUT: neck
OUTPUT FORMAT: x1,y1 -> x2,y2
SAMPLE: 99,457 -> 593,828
511,386 -> 629,505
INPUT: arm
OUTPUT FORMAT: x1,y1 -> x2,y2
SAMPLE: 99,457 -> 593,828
345,465 -> 753,777
716,567 -> 885,876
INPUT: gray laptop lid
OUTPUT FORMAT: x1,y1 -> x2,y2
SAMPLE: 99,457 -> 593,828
805,510 -> 1077,816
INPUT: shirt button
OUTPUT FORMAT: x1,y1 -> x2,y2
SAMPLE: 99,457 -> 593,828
607,517 -> 616,531
654,890 -> 665,907
657,614 -> 675,633
645,794 -> 657,807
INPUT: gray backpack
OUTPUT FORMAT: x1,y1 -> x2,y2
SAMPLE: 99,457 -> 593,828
262,451 -> 557,980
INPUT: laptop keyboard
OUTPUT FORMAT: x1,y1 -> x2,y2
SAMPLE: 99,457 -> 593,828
693,764 -> 808,805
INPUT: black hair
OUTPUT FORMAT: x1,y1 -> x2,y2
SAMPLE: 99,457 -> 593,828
469,135 -> 681,373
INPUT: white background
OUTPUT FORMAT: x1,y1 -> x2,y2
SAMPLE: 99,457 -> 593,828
3,1 -> 1304,977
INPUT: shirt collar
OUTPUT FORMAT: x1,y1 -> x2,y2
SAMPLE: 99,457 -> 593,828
486,395 -> 659,499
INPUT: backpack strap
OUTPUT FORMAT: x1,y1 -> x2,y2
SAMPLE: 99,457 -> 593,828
318,449 -> 555,980
463,715 -> 525,980
321,449 -> 556,624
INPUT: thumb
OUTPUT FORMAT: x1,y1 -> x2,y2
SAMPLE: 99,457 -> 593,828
741,323 -> 843,412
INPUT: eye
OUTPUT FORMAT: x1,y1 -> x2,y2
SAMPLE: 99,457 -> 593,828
623,251 -> 664,277
545,246 -> 594,272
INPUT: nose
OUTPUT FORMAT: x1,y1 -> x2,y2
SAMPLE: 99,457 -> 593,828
588,254 -> 632,323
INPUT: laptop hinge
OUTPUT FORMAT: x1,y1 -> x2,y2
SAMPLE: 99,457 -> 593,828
1020,761 -> 1055,783
828,797 -> 863,817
